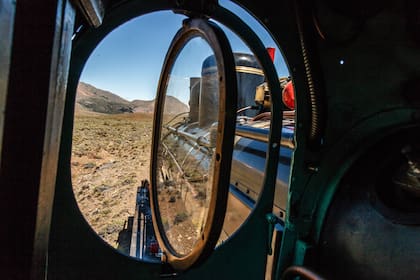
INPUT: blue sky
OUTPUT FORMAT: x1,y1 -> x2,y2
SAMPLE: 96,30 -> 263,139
80,1 -> 290,102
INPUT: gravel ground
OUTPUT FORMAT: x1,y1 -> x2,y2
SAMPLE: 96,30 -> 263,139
71,112 -> 153,250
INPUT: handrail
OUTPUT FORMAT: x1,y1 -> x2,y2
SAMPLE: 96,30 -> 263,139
282,266 -> 326,280
235,125 -> 295,149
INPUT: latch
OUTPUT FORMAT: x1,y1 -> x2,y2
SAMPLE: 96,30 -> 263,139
266,213 -> 280,255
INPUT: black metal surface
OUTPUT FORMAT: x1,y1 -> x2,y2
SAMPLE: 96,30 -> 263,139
318,128 -> 420,280
0,0 -> 15,163
0,1 -> 75,279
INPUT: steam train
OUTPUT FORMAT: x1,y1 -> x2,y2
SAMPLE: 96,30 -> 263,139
130,52 -> 295,260
1,0 -> 420,279
156,52 -> 295,224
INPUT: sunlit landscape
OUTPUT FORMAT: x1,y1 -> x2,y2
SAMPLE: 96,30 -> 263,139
72,111 -> 153,251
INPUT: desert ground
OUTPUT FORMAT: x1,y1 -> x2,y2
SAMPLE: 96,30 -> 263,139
71,112 -> 153,252
70,109 -> 258,256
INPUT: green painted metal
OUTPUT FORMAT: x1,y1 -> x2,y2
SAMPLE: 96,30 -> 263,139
276,0 -> 420,275
50,0 -> 288,279
47,0 -> 420,279
3,0 -> 420,278
266,213 -> 279,255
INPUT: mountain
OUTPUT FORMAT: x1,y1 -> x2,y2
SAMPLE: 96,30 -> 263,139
130,99 -> 155,113
76,82 -> 188,115
76,82 -> 133,114
131,96 -> 190,115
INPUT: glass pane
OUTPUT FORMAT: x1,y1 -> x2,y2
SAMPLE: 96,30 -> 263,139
156,37 -> 217,255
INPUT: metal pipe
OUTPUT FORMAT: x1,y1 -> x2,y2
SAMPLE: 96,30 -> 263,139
166,126 -> 212,148
282,266 -> 326,280
235,125 -> 295,149
162,142 -> 185,176
166,123 -> 295,149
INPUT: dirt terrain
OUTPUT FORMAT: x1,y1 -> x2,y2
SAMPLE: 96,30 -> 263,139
72,81 -> 197,256
71,112 -> 153,251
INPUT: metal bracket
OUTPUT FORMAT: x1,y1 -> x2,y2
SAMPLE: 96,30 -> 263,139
73,0 -> 105,27
266,213 -> 279,255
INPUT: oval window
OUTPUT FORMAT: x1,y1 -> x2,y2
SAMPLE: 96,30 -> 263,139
71,2 -> 293,269
150,18 -> 237,270
71,11 -> 187,258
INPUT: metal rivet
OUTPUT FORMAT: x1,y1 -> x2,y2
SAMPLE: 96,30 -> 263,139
307,164 -> 319,172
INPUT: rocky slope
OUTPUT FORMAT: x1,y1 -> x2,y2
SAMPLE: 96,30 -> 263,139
76,82 -> 188,115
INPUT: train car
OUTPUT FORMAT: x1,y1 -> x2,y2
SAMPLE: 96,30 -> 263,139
1,0 -> 420,279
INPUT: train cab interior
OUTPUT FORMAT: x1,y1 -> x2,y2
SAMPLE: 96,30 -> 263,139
1,0 -> 420,279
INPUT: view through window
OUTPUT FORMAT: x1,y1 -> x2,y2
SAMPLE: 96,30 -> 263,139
71,5 -> 292,260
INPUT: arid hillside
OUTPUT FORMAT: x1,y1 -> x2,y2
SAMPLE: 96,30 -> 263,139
76,82 -> 189,115
76,82 -> 134,114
